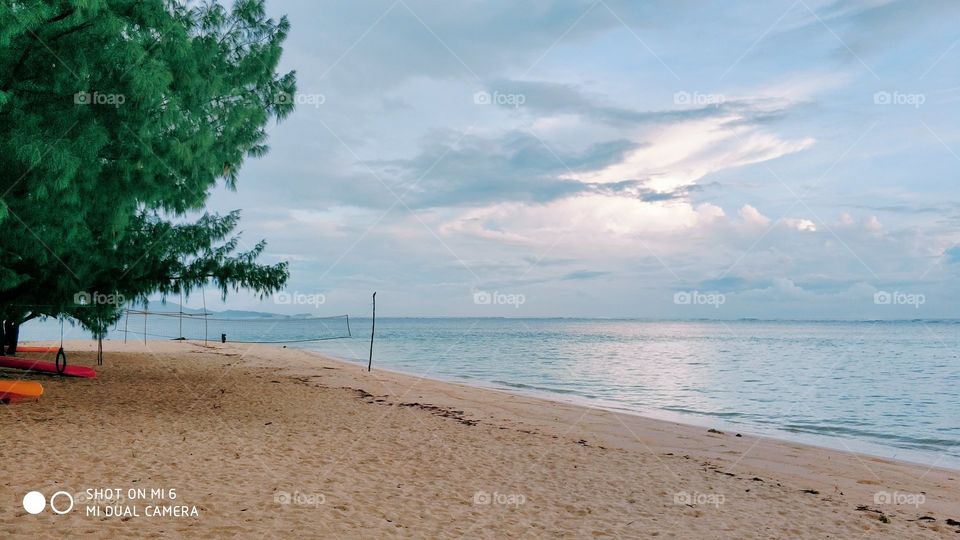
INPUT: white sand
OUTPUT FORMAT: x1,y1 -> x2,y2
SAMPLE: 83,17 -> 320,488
0,339 -> 957,538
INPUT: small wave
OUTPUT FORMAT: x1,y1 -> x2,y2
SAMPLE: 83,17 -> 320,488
660,406 -> 746,419
490,380 -> 596,398
782,424 -> 960,450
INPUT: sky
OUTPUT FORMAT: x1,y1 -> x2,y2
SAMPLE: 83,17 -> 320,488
186,0 -> 960,319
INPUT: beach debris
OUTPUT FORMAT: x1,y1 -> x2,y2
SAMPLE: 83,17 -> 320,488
353,389 -> 374,400
801,489 -> 820,495
946,518 -> 960,527
908,516 -> 936,522
855,505 -> 892,524
735,433 -> 742,437
751,477 -> 764,482
576,439 -> 589,446
707,428 -> 724,435
398,402 -> 478,426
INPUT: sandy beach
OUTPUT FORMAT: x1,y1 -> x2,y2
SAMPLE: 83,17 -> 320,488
0,339 -> 957,538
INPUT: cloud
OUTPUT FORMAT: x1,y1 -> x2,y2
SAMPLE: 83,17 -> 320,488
781,218 -> 817,232
483,79 -> 748,127
739,204 -> 771,227
562,270 -> 610,281
370,132 -> 644,208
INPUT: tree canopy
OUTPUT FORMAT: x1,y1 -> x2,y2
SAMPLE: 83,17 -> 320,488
0,0 -> 296,344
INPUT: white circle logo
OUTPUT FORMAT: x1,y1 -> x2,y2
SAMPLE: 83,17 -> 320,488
22,491 -> 45,514
49,491 -> 74,514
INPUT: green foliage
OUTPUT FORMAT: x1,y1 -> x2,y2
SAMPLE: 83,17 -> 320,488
0,0 -> 296,334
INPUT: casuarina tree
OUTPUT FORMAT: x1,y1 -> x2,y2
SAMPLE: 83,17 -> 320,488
0,0 -> 297,352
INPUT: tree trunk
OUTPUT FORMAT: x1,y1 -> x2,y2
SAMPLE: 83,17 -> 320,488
2,320 -> 18,356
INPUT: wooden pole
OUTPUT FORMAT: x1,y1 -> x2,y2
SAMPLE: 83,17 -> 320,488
202,287 -> 208,346
367,292 -> 376,372
179,289 -> 184,340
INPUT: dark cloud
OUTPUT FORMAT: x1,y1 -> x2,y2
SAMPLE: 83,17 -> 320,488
562,270 -> 610,281
370,132 -> 644,208
484,79 -> 770,127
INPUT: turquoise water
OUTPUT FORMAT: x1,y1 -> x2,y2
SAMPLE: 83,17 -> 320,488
299,318 -> 960,468
20,317 -> 960,468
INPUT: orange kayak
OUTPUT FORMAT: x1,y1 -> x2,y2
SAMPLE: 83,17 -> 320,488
0,381 -> 44,403
16,346 -> 60,354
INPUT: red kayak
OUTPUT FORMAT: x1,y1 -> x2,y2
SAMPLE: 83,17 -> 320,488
0,356 -> 96,378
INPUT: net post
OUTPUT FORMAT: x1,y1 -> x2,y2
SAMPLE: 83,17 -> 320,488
368,292 -> 376,372
202,287 -> 208,346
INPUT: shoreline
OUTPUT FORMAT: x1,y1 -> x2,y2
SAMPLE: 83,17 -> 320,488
2,339 -> 958,537
297,346 -> 960,473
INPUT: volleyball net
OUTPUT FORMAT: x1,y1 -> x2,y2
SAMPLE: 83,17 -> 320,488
115,309 -> 351,344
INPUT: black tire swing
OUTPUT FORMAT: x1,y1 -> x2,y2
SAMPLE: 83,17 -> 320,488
55,316 -> 67,375
55,347 -> 67,375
